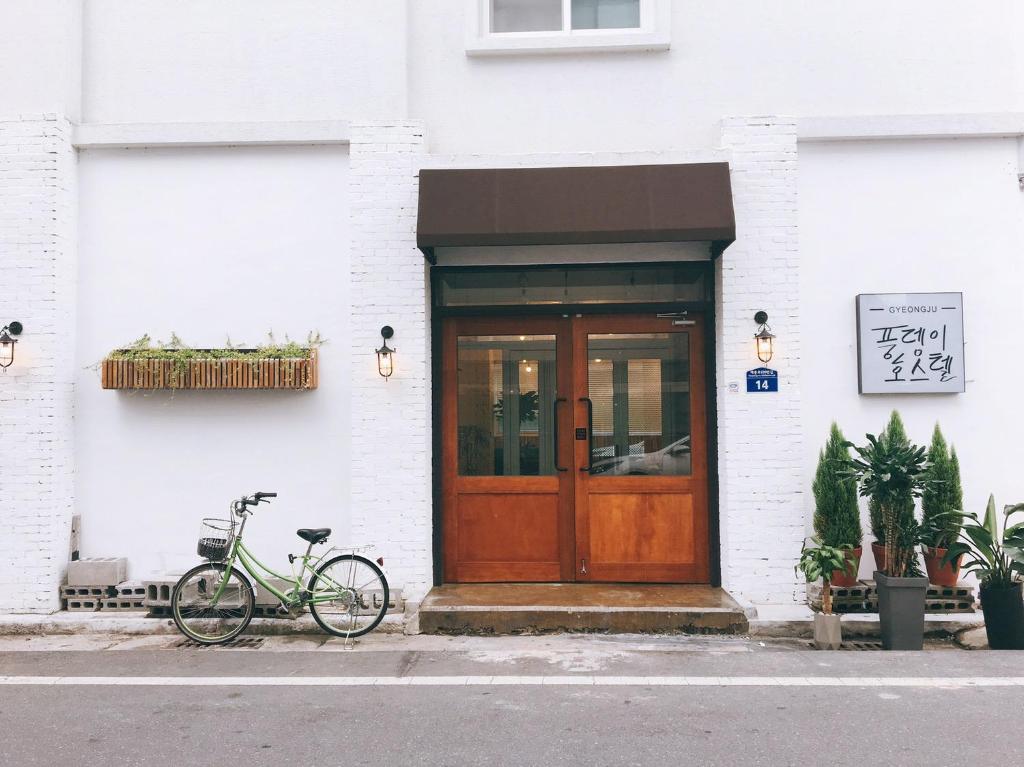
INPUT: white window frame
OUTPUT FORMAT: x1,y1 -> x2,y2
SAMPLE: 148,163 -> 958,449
466,0 -> 670,56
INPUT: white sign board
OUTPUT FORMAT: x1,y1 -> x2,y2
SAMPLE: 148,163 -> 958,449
856,293 -> 965,394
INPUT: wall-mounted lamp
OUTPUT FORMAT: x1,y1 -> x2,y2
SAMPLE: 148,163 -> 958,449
753,311 -> 775,364
0,321 -> 23,371
376,326 -> 395,380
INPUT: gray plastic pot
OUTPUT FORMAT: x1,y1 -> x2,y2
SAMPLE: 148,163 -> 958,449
875,571 -> 927,650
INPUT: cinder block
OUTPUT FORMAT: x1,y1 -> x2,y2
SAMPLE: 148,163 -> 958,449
66,598 -> 101,612
61,585 -> 116,599
116,581 -> 147,598
67,558 -> 127,586
253,578 -> 294,606
143,578 -> 178,607
252,605 -> 301,620
101,597 -> 147,612
357,588 -> 404,615
808,580 -> 976,614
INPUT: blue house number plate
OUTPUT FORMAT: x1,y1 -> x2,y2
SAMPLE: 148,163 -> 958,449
746,367 -> 778,393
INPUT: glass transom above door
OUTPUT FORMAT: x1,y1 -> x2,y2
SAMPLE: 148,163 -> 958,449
435,263 -> 709,307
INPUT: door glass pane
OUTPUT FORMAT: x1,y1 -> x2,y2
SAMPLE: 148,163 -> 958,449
572,0 -> 641,29
458,335 -> 557,476
491,0 -> 562,32
587,333 -> 691,476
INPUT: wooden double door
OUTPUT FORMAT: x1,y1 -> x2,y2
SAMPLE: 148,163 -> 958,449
441,313 -> 709,584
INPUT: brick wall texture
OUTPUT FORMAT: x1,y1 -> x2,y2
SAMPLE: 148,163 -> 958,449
717,116 -> 803,603
348,121 -> 433,604
0,115 -> 77,613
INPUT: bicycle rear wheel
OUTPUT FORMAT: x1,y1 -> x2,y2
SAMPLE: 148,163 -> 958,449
307,554 -> 389,639
172,562 -> 255,645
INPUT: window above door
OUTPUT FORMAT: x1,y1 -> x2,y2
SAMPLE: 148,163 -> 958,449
466,0 -> 671,56
434,263 -> 710,309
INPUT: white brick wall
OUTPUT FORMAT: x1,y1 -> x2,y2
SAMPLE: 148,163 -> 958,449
0,114 -> 77,613
348,121 -> 433,603
717,116 -> 804,604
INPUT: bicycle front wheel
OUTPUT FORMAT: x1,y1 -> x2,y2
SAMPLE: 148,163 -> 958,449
172,562 -> 255,645
307,554 -> 389,639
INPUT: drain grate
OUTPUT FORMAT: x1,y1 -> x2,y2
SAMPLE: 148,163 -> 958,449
807,640 -> 883,651
172,636 -> 266,650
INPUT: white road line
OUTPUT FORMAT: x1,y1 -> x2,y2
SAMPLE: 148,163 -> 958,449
0,676 -> 1022,688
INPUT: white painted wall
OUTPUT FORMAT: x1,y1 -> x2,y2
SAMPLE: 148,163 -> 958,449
799,137 -> 1024,578
81,0 -> 407,124
411,0 -> 1024,154
0,1 -> 81,120
75,146 -> 352,579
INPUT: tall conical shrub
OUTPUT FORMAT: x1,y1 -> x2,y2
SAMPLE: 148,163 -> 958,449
921,425 -> 963,549
950,447 -> 963,510
813,423 -> 862,547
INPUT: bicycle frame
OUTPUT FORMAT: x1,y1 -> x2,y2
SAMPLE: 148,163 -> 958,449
208,512 -> 355,608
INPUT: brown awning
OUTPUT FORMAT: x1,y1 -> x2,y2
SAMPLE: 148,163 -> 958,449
416,162 -> 735,261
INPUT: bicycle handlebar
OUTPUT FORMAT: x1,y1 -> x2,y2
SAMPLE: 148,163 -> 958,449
234,491 -> 278,515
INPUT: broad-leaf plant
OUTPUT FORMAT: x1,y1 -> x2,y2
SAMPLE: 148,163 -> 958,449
796,538 -> 854,614
943,495 -> 1024,590
843,433 -> 933,578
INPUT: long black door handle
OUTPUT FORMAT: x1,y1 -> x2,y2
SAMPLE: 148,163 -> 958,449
553,397 -> 568,472
579,397 -> 594,472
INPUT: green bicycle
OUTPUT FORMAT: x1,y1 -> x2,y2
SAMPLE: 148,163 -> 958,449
171,491 -> 390,645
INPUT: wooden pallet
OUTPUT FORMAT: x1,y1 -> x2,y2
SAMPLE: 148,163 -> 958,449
101,348 -> 318,390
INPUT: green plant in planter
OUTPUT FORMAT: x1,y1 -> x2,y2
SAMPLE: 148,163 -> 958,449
867,411 -> 916,546
944,495 -> 1024,650
843,433 -> 932,578
920,425 -> 963,550
813,423 -> 862,549
943,495 -> 1024,589
796,538 -> 853,614
105,331 -> 323,389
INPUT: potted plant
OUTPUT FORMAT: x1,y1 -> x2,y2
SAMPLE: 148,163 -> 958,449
796,538 -> 853,650
920,425 -> 964,585
845,431 -> 931,650
943,495 -> 1024,650
867,412 -> 918,574
100,332 -> 321,391
813,423 -> 863,586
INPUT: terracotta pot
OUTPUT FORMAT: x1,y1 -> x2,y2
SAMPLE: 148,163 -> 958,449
922,546 -> 961,587
871,541 -> 886,574
829,546 -> 863,587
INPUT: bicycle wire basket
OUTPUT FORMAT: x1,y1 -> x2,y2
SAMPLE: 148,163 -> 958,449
197,517 -> 236,561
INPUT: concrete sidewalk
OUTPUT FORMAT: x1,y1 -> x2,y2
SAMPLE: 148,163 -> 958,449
0,604 -> 985,641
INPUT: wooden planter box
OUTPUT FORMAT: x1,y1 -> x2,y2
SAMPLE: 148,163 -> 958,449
101,348 -> 318,390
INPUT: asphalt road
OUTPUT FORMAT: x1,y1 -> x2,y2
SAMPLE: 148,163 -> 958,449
1,633 -> 1022,767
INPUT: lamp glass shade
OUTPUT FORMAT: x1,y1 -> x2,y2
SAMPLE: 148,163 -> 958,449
0,331 -> 14,369
755,329 -> 774,364
376,347 -> 394,378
